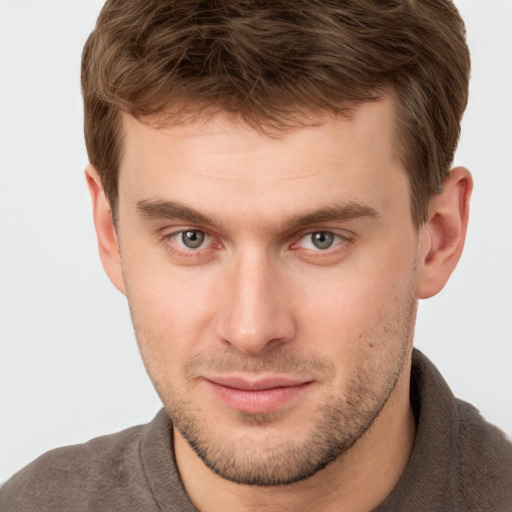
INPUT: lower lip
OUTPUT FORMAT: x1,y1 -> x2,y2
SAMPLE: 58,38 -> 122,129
206,381 -> 312,414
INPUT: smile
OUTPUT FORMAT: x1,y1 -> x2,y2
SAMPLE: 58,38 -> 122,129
204,376 -> 313,414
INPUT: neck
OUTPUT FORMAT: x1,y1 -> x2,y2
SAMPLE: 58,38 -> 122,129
174,362 -> 415,512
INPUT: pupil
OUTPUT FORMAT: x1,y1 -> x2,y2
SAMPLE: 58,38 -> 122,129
182,230 -> 204,249
312,232 -> 333,249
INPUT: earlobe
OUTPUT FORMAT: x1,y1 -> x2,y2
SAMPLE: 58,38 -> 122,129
416,167 -> 473,299
85,164 -> 126,295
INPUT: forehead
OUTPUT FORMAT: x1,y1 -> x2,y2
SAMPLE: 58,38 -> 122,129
117,97 -> 408,227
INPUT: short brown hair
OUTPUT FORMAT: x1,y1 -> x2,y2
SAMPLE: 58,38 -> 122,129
81,0 -> 470,226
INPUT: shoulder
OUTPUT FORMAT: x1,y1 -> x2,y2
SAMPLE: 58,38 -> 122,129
378,350 -> 512,512
454,399 -> 512,509
0,423 -> 155,512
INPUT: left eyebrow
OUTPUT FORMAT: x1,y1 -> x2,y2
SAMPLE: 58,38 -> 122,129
285,202 -> 380,230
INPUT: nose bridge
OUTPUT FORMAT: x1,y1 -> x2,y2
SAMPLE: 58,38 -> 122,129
216,246 -> 294,354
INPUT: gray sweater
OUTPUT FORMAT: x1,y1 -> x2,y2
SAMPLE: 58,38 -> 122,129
1,349 -> 511,511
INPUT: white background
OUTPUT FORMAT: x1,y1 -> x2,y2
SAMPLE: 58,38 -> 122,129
0,0 -> 511,483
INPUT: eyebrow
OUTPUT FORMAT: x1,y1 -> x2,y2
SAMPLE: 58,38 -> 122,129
136,199 -> 379,230
137,199 -> 218,227
286,203 -> 379,229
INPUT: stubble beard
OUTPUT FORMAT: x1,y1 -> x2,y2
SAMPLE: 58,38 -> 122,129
131,294 -> 416,487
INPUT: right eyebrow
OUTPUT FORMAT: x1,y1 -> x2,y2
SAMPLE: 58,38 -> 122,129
136,199 -> 219,227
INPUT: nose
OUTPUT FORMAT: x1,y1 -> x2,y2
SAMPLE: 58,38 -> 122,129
214,250 -> 296,356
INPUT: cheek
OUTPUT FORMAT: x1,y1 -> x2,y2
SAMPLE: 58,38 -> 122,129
295,280 -> 383,371
293,246 -> 417,355
123,257 -> 222,368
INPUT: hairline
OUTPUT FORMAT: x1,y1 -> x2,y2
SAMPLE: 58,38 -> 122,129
109,90 -> 423,230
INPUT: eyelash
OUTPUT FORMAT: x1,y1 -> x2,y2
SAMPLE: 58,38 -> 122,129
289,231 -> 353,262
294,232 -> 347,251
164,229 -> 220,261
162,228 -> 353,261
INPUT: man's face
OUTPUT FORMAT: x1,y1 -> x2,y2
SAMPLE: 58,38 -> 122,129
115,99 -> 420,485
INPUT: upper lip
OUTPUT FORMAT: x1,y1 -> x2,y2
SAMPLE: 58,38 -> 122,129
205,376 -> 312,391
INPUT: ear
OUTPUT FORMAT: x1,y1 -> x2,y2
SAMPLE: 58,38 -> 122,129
416,167 -> 473,299
85,164 -> 126,295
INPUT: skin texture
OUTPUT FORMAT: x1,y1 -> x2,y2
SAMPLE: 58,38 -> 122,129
87,97 -> 472,511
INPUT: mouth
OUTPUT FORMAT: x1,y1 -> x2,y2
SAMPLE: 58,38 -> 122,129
204,376 -> 313,415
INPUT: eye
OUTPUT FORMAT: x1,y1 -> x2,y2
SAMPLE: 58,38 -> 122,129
174,230 -> 210,249
299,231 -> 342,250
163,228 -> 221,264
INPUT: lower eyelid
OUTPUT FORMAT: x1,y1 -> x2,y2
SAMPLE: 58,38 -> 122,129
164,229 -> 351,258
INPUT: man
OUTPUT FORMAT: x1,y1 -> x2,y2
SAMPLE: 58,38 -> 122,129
1,0 -> 511,510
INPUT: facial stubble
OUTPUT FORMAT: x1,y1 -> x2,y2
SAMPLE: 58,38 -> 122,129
129,292 -> 416,487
